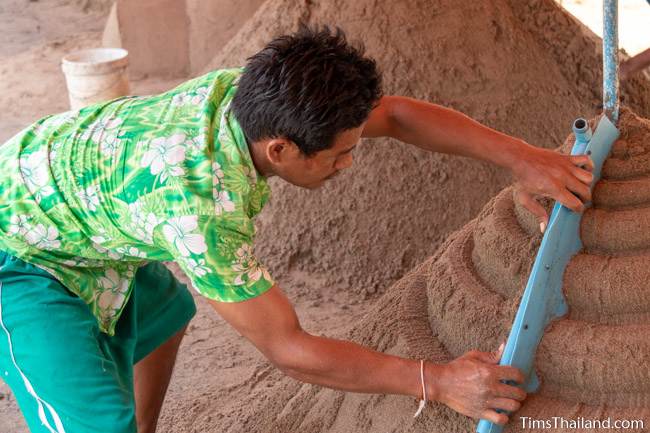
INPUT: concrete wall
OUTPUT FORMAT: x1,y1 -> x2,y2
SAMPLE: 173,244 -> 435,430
102,0 -> 265,78
186,0 -> 266,73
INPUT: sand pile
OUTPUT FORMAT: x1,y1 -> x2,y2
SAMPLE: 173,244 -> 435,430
205,0 -> 650,298
212,109 -> 650,433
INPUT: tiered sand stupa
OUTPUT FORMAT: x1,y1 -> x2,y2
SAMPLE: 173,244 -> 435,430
417,108 -> 650,432
206,0 -> 650,298
218,109 -> 650,433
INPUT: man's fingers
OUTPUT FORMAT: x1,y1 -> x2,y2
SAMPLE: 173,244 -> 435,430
480,409 -> 509,425
570,155 -> 594,172
571,165 -> 595,185
515,190 -> 548,231
556,188 -> 585,213
495,366 -> 525,385
496,341 -> 505,361
464,341 -> 504,364
565,174 -> 592,203
494,383 -> 527,401
465,350 -> 500,365
486,398 -> 522,413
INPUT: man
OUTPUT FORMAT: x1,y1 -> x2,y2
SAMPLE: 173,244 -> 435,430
0,26 -> 593,433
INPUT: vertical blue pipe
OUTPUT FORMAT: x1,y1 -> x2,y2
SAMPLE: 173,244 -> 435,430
603,0 -> 619,123
572,118 -> 592,155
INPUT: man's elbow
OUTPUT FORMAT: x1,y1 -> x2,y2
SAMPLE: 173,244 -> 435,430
264,332 -> 314,381
380,95 -> 410,139
275,362 -> 312,383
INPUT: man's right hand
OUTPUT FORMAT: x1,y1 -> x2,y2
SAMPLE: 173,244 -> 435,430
426,344 -> 527,425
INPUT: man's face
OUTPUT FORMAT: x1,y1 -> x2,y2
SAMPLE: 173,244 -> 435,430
271,125 -> 364,189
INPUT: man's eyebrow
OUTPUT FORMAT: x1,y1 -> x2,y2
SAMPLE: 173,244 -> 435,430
341,144 -> 357,154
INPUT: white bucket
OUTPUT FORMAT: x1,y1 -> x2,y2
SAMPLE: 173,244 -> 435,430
61,48 -> 130,110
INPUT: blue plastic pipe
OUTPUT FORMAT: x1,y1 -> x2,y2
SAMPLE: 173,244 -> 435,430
603,0 -> 619,123
572,118 -> 592,155
475,115 -> 620,433
478,4 -> 621,432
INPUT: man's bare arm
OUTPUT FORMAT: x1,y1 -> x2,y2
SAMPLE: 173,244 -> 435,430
209,284 -> 526,425
363,96 -> 595,228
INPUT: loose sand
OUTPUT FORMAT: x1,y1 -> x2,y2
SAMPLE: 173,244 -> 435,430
2,0 -> 650,432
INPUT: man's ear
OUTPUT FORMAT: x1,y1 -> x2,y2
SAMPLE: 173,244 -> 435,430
266,138 -> 298,165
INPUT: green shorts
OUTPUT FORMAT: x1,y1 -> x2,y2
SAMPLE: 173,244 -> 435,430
0,250 -> 196,433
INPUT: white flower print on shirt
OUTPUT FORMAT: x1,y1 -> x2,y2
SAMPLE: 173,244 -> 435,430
124,264 -> 137,279
96,268 -> 130,321
63,257 -> 94,267
101,134 -> 122,156
170,87 -> 209,107
212,162 -> 225,186
81,116 -> 123,156
98,268 -> 129,292
49,140 -> 63,162
33,111 -> 77,137
191,87 -> 209,105
19,150 -> 55,203
232,243 -> 271,285
213,190 -> 235,215
90,234 -> 108,244
24,224 -> 61,250
181,257 -> 212,277
8,214 -> 33,236
90,233 -> 123,260
211,162 -> 235,215
162,215 -> 207,257
115,245 -> 147,258
97,290 -> 126,321
140,133 -> 187,183
128,201 -> 162,245
171,92 -> 192,107
184,133 -> 207,154
77,185 -> 100,212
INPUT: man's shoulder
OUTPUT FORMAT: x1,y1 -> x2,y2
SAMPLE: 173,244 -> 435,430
184,67 -> 244,89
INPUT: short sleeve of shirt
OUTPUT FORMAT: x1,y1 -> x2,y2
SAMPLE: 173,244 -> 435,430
154,214 -> 274,302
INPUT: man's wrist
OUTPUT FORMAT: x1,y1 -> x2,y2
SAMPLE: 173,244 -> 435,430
480,135 -> 542,185
491,137 -> 532,173
423,361 -> 445,403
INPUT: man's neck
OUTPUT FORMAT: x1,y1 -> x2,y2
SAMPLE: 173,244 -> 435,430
248,140 -> 275,178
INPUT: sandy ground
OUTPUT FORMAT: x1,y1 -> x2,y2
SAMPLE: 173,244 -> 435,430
2,1 -> 650,432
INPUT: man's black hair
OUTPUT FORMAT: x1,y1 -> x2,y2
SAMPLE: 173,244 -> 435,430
231,24 -> 383,156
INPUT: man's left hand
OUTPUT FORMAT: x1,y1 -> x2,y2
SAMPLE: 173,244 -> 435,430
512,146 -> 594,232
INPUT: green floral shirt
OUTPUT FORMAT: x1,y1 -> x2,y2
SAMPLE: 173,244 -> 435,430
0,68 -> 274,335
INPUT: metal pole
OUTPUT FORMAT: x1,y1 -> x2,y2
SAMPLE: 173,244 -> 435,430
603,0 -> 619,123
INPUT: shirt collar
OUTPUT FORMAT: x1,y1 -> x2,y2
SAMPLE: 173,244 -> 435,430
221,93 -> 271,217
